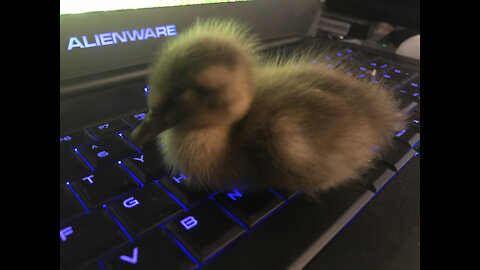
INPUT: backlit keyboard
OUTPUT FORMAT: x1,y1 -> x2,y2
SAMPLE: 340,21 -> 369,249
60,43 -> 420,270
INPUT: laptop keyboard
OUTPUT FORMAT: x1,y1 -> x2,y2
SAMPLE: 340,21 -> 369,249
60,43 -> 420,270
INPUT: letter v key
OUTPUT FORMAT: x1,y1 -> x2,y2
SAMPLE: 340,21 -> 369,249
119,247 -> 139,264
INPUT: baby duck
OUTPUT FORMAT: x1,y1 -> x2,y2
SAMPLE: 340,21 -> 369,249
131,19 -> 405,197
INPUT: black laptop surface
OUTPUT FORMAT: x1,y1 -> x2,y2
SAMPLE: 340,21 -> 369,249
60,0 -> 420,269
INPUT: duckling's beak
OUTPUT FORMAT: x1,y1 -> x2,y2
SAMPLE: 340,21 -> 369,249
130,112 -> 171,146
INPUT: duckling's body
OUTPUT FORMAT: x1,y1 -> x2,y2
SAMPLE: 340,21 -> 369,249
131,19 -> 405,197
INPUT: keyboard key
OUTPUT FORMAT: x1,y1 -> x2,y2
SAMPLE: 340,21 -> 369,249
122,148 -> 169,183
60,150 -> 92,182
165,200 -> 246,262
60,184 -> 85,223
380,139 -> 417,171
121,129 -> 158,150
213,189 -> 284,227
60,209 -> 129,269
123,112 -> 147,127
395,126 -> 420,147
354,161 -> 396,192
409,111 -> 420,131
158,173 -> 213,207
104,228 -> 196,270
77,135 -> 138,168
60,130 -> 94,152
70,163 -> 141,208
87,119 -> 132,139
395,92 -> 418,114
109,183 -> 183,237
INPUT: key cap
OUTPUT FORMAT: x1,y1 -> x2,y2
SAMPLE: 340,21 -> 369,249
394,92 -> 418,114
158,173 -> 213,208
121,129 -> 158,150
409,111 -> 420,131
395,126 -> 420,148
60,184 -> 85,223
60,209 -> 129,269
60,150 -> 92,182
165,200 -> 246,262
70,163 -> 141,208
87,119 -> 132,139
354,161 -> 396,193
123,112 -> 147,127
380,138 -> 417,171
213,189 -> 284,228
122,148 -> 169,183
109,183 -> 183,237
104,228 -> 196,270
60,130 -> 94,152
77,135 -> 138,168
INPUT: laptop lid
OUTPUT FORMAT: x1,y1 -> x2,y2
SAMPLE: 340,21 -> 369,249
60,0 -> 321,96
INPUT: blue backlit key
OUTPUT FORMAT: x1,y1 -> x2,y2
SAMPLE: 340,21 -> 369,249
77,135 -> 137,168
213,189 -> 284,228
60,209 -> 129,269
123,112 -> 147,127
60,150 -> 91,182
165,200 -> 245,262
395,126 -> 420,148
108,183 -> 183,237
104,228 -> 196,270
70,163 -> 141,208
122,148 -> 169,183
380,138 -> 417,171
60,130 -> 94,152
158,173 -> 213,207
86,119 -> 131,139
60,184 -> 85,223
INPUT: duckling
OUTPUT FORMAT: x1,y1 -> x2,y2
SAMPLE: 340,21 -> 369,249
131,19 -> 406,197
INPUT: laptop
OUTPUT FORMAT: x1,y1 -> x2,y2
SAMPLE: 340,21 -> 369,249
60,0 -> 420,269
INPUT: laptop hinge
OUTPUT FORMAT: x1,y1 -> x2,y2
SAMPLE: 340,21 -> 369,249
257,35 -> 305,51
60,64 -> 149,99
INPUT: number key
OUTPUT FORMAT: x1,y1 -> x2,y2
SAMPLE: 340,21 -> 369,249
60,130 -> 94,152
77,135 -> 137,168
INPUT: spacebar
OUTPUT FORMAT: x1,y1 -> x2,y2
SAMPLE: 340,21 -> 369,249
203,184 -> 374,270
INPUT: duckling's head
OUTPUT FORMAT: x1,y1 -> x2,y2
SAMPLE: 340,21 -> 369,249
131,19 -> 258,145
